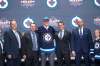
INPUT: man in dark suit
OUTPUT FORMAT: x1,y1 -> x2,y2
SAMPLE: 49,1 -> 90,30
22,23 -> 39,66
0,40 -> 4,66
4,19 -> 22,66
55,21 -> 71,66
0,24 -> 4,66
71,19 -> 93,66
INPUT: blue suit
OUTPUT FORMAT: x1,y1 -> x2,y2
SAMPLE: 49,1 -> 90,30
71,27 -> 93,66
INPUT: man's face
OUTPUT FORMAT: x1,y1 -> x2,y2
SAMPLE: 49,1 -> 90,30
43,20 -> 49,26
75,19 -> 84,27
79,21 -> 84,27
58,23 -> 64,30
30,23 -> 37,31
95,29 -> 100,38
10,20 -> 17,30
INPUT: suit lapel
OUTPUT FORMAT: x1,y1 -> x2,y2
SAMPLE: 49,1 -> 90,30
10,29 -> 18,41
29,32 -> 33,44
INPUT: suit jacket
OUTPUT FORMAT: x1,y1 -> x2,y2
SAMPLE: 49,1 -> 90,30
4,29 -> 22,58
0,40 -> 3,55
55,30 -> 71,53
22,31 -> 39,58
71,27 -> 93,53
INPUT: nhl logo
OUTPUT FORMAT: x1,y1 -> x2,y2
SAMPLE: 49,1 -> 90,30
0,0 -> 8,9
47,0 -> 57,8
43,33 -> 52,42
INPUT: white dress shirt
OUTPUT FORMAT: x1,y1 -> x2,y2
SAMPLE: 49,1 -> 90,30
13,30 -> 21,48
58,30 -> 64,39
79,27 -> 83,36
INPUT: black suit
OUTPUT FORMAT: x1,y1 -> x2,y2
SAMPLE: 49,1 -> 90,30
71,27 -> 93,66
22,31 -> 39,66
55,30 -> 71,66
4,29 -> 22,66
0,40 -> 4,66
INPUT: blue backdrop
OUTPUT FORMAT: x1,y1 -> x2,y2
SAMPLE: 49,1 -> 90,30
0,0 -> 100,38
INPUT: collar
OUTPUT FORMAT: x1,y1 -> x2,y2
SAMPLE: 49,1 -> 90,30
43,25 -> 49,29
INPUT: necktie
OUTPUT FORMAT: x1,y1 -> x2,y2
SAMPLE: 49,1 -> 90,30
32,32 -> 38,51
79,28 -> 83,36
59,31 -> 63,39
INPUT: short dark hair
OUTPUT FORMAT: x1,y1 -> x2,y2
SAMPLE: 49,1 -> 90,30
30,22 -> 36,26
58,21 -> 64,25
10,19 -> 16,26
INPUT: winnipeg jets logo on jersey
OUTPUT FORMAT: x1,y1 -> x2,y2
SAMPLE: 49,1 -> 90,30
47,0 -> 57,8
95,42 -> 100,49
43,33 -> 52,42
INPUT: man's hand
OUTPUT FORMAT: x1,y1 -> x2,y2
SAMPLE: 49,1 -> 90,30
8,54 -> 12,59
72,51 -> 76,57
23,55 -> 26,59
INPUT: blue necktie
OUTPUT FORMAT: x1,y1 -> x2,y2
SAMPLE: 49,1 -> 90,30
32,32 -> 38,51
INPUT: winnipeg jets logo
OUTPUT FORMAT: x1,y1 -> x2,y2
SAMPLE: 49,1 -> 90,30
94,0 -> 100,7
47,0 -> 57,8
72,16 -> 82,27
43,33 -> 52,42
95,42 -> 100,49
23,17 -> 34,28
0,0 -> 8,9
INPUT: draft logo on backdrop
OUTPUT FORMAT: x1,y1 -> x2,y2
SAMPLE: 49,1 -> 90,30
0,18 -> 10,29
47,0 -> 57,8
0,0 -> 8,9
69,0 -> 84,7
49,16 -> 60,27
20,0 -> 35,8
94,16 -> 100,26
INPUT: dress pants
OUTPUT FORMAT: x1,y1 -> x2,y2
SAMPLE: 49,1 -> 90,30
56,49 -> 70,66
41,51 -> 55,66
24,51 -> 39,66
75,49 -> 90,66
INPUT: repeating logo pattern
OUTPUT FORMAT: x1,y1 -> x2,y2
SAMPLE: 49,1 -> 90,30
69,0 -> 84,7
72,16 -> 82,27
23,17 -> 34,28
0,0 -> 8,9
94,17 -> 100,26
20,0 -> 35,8
47,0 -> 57,8
94,0 -> 100,7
